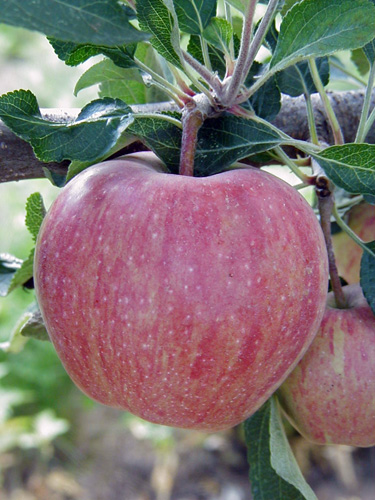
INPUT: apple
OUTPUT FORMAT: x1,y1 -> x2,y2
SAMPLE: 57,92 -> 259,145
34,151 -> 328,431
332,202 -> 375,284
278,284 -> 375,447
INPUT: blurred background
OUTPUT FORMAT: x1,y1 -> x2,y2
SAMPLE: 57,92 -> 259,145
0,23 -> 375,500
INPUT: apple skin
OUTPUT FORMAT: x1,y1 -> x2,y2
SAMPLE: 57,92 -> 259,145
332,202 -> 375,284
34,152 -> 328,431
278,284 -> 375,447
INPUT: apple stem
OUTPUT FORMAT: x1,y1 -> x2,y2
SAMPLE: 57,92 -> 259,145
315,165 -> 347,309
179,102 -> 205,176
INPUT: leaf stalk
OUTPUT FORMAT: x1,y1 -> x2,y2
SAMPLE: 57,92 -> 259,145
355,63 -> 375,143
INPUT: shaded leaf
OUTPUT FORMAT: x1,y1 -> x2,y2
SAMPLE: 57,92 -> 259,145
128,115 -> 182,173
251,76 -> 281,121
263,20 -> 279,54
244,396 -> 316,500
187,34 -> 226,78
351,48 -> 371,76
360,241 -> 375,315
269,398 -> 316,500
49,38 -> 137,68
203,17 -> 233,55
195,115 -> 284,175
129,113 -> 285,176
276,57 -> 329,97
0,254 -> 22,297
312,144 -> 375,197
364,40 -> 375,65
25,193 -> 46,243
0,313 -> 29,354
137,0 -> 183,68
75,59 -> 168,105
20,309 -> 50,342
271,0 -> 375,72
0,0 -> 148,46
8,249 -> 35,295
0,90 -> 134,163
363,0 -> 375,64
65,133 -> 137,182
42,168 -> 67,188
174,0 -> 217,34
281,0 -> 300,16
245,63 -> 281,120
224,0 -> 245,13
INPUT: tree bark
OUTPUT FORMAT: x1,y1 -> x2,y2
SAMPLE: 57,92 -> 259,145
1,90 -> 374,183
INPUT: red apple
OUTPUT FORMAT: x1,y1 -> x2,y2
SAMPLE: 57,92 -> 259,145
278,284 -> 375,447
332,202 -> 375,284
34,152 -> 328,431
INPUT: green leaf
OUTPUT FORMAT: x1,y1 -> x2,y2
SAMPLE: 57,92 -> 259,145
128,115 -> 182,173
75,59 -> 168,105
0,312 -> 30,354
363,0 -> 375,64
276,58 -> 329,97
25,193 -> 46,243
187,34 -> 226,78
270,0 -> 375,72
0,253 -> 22,297
0,90 -> 134,163
250,76 -> 281,121
42,168 -> 67,188
0,0 -> 149,46
224,0 -> 245,13
269,398 -> 317,500
49,38 -> 137,68
244,397 -> 317,500
65,133 -> 137,182
281,0 -> 300,16
364,40 -> 375,65
263,20 -> 279,54
8,249 -> 35,295
20,309 -> 50,342
174,0 -> 217,35
203,17 -> 233,55
75,61 -> 143,99
312,144 -> 375,197
245,63 -> 281,120
351,48 -> 371,76
360,241 -> 375,315
129,113 -> 285,176
137,0 -> 183,68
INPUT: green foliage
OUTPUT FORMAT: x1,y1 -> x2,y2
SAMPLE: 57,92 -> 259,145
0,254 -> 22,297
19,310 -> 49,342
174,0 -> 217,35
0,90 -> 134,163
245,397 -> 317,500
49,38 -> 138,68
7,249 -> 34,295
276,58 -> 330,97
312,144 -> 375,197
270,0 -> 375,72
25,193 -> 46,243
0,0 -> 149,45
128,113 -> 286,175
137,0 -> 183,68
74,60 -> 168,104
203,18 -> 234,55
360,241 -> 375,315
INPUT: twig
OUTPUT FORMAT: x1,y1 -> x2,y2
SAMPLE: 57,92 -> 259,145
312,159 -> 347,308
